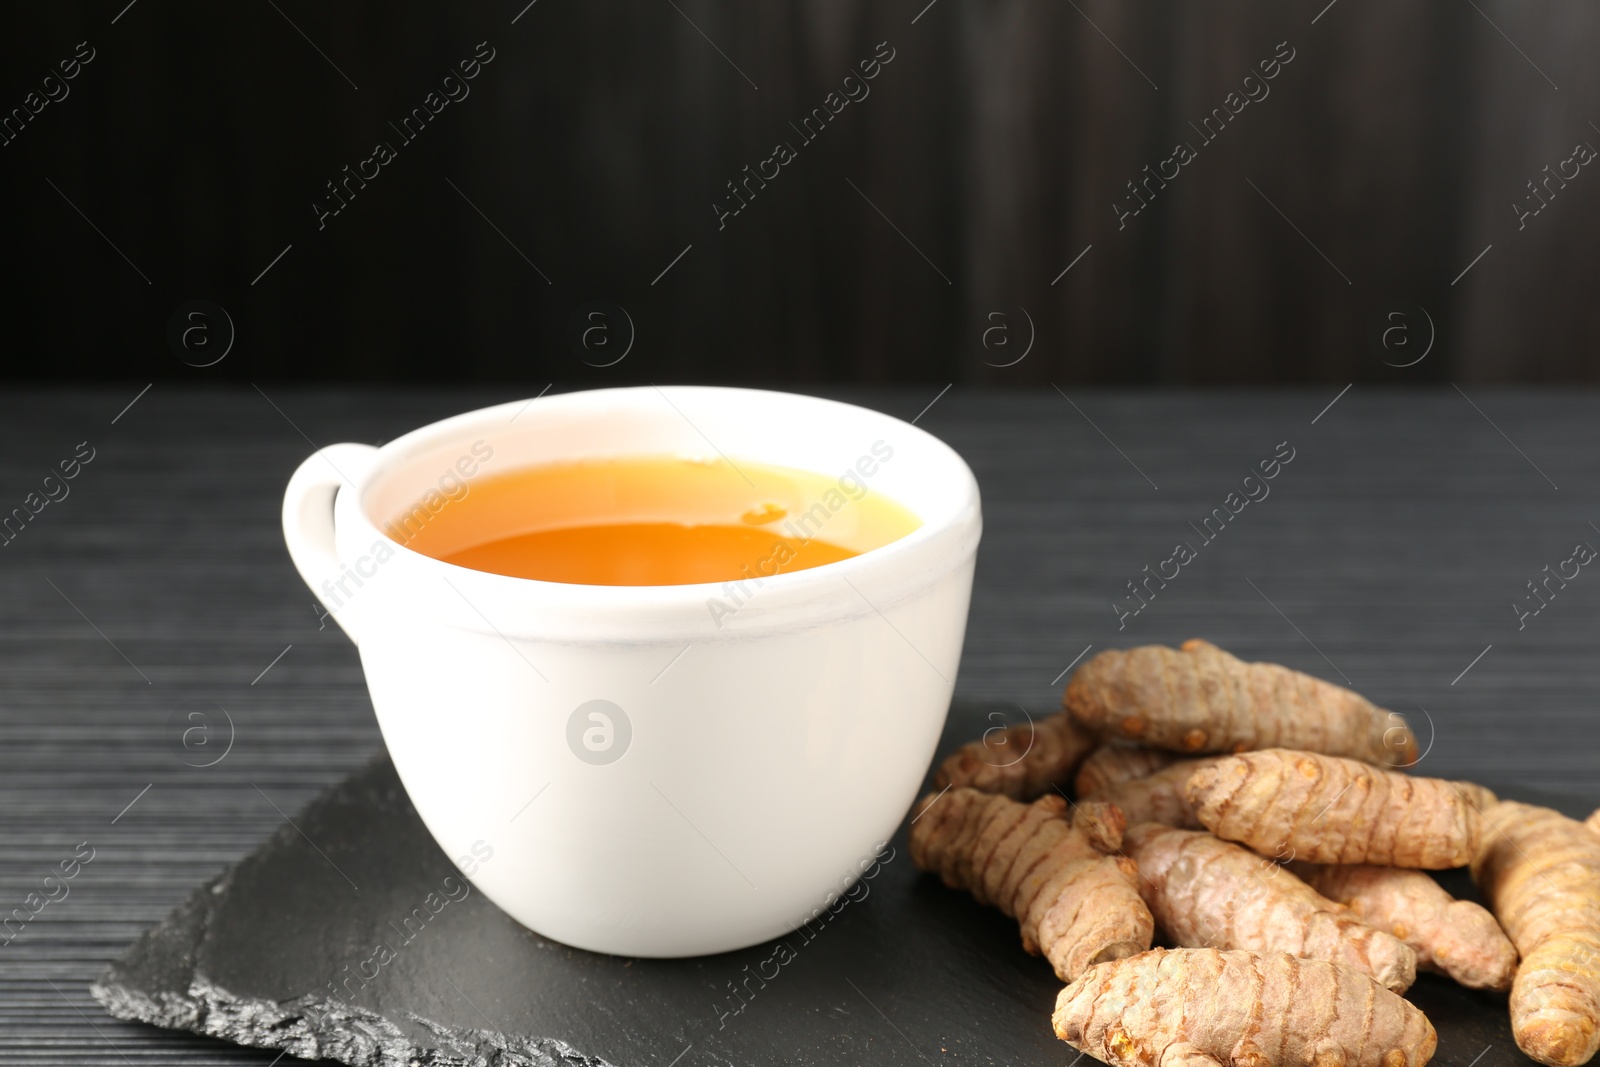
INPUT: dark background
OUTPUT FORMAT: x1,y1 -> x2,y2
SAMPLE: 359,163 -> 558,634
4,1 -> 1598,385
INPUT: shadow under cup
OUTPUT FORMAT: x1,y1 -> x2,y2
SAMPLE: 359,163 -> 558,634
286,386 -> 982,957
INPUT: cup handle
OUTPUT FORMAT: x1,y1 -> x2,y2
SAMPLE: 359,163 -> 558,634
282,443 -> 381,645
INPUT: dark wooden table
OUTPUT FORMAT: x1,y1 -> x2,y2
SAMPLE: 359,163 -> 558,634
3,385 -> 1597,1065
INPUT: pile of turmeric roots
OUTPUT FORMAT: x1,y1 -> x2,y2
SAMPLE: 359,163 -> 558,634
911,639 -> 1600,1067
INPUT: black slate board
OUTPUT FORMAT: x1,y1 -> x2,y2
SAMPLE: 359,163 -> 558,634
91,699 -> 1594,1067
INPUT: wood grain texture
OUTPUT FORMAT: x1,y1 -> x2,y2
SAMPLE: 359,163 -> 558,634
2,385 -> 1600,1063
0,2 -> 1595,383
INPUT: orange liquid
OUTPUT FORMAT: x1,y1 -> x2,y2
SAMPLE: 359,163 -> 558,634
393,455 -> 920,586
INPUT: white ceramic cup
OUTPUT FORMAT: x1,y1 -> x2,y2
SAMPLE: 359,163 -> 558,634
281,386 -> 981,957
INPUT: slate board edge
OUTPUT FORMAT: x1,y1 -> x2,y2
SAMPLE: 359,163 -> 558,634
90,732 -> 1598,1067
89,869 -> 616,1067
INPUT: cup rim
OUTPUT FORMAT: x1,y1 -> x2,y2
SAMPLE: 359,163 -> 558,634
339,385 -> 982,615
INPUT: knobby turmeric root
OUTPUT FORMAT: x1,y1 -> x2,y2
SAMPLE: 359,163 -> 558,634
909,787 -> 1153,980
933,710 -> 1097,799
1075,744 -> 1179,797
1124,822 -> 1417,993
1084,759 -> 1218,830
1065,640 -> 1417,766
1054,947 -> 1437,1067
1451,780 -> 1499,813
1187,750 -> 1481,868
1472,801 -> 1600,1067
1291,862 -> 1517,991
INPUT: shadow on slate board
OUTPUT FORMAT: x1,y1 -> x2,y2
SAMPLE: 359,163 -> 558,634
92,700 -> 1591,1067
